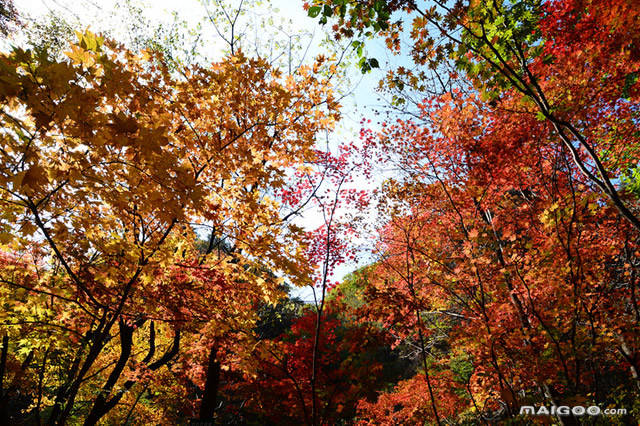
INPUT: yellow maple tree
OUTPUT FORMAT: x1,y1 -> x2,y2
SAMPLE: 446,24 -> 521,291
0,30 -> 339,424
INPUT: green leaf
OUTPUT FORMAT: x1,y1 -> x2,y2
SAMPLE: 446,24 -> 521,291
308,6 -> 322,18
358,56 -> 371,73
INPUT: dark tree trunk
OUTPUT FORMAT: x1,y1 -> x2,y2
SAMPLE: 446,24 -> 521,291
0,335 -> 9,423
199,345 -> 221,422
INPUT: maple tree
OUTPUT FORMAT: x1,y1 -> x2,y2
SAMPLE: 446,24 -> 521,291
218,305 -> 391,425
0,28 -> 340,423
301,0 -> 640,423
3,0 -> 640,424
306,0 -> 640,231
349,90 -> 639,422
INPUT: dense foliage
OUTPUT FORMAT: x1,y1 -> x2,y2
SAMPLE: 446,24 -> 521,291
1,0 -> 639,424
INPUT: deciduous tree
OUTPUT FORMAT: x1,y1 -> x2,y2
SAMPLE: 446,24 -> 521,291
0,28 -> 339,423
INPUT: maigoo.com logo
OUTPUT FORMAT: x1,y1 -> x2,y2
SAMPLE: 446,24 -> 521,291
519,405 -> 627,416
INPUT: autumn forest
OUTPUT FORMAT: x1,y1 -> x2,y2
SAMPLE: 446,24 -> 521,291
0,0 -> 639,424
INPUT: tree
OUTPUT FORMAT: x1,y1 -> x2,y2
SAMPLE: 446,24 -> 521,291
225,303 -> 391,425
301,2 -> 640,420
350,87 -> 640,422
5,0 -> 640,423
306,0 -> 640,233
0,29 -> 339,424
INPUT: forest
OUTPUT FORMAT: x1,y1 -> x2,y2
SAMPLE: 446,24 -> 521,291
0,0 -> 639,424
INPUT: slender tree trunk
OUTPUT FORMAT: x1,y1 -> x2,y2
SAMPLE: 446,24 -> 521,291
0,335 -> 9,423
35,346 -> 51,426
199,345 -> 221,421
84,318 -> 136,425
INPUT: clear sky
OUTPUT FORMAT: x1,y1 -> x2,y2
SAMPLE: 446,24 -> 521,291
13,0 -> 391,302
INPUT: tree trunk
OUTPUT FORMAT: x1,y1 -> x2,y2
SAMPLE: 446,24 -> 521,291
199,345 -> 221,422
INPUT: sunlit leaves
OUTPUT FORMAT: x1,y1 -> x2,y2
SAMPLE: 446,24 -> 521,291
0,27 -> 341,423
